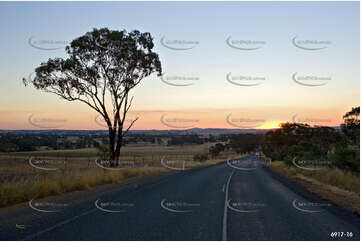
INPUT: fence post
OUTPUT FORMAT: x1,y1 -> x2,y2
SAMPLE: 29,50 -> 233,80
64,156 -> 67,173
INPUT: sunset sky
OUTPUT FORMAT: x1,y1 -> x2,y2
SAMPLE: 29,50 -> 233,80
0,1 -> 359,130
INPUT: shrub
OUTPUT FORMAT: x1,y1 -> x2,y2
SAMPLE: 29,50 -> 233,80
193,153 -> 208,162
330,146 -> 360,171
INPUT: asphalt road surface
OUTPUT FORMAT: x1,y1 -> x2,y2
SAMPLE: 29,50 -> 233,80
0,154 -> 359,240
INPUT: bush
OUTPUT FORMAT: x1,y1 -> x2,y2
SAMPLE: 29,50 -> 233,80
96,144 -> 110,160
209,143 -> 225,157
330,146 -> 360,171
193,153 -> 208,162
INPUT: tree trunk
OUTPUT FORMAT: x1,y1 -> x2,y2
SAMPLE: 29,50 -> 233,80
108,128 -> 116,166
114,128 -> 123,166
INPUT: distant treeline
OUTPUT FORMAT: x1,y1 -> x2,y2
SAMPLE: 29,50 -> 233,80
208,134 -> 264,157
0,134 -> 100,152
166,134 -> 229,146
0,132 -> 230,152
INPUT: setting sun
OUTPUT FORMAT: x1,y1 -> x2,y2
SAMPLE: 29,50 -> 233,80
258,121 -> 282,129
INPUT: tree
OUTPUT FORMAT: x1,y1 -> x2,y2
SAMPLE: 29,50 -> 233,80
229,133 -> 264,154
209,143 -> 225,157
193,153 -> 208,162
341,106 -> 360,145
23,28 -> 162,165
262,122 -> 344,163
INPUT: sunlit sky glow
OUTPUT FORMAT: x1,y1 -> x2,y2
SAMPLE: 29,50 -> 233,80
0,1 -> 359,130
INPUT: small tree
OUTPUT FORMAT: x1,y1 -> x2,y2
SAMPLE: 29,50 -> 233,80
23,28 -> 162,165
193,153 -> 208,162
209,143 -> 225,157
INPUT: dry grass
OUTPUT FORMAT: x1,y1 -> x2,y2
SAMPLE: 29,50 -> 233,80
0,167 -> 165,207
0,143 -> 218,158
267,161 -> 360,214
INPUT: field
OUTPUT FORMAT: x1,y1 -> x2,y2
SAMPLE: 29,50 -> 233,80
0,143 -> 239,208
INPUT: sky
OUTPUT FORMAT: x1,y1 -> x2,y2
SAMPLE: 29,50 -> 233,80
0,1 -> 359,130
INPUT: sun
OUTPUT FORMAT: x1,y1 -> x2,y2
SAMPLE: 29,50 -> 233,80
258,121 -> 282,129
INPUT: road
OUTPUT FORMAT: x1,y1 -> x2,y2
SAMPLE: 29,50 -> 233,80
0,154 -> 359,240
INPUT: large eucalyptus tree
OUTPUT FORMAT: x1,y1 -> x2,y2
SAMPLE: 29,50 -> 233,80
23,28 -> 162,164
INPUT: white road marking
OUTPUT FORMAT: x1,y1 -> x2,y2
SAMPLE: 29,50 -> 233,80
222,170 -> 235,241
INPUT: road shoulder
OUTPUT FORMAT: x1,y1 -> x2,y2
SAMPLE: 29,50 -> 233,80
263,164 -> 360,228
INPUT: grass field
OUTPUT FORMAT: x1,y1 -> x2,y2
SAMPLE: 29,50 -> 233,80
0,142 -> 219,157
0,143 -> 239,208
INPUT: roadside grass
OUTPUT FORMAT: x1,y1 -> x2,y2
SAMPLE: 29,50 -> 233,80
0,167 -> 166,207
267,161 -> 360,214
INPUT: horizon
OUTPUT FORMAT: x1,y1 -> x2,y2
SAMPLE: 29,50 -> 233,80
0,125 -> 342,132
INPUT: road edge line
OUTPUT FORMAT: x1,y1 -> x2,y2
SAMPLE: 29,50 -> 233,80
222,169 -> 235,241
